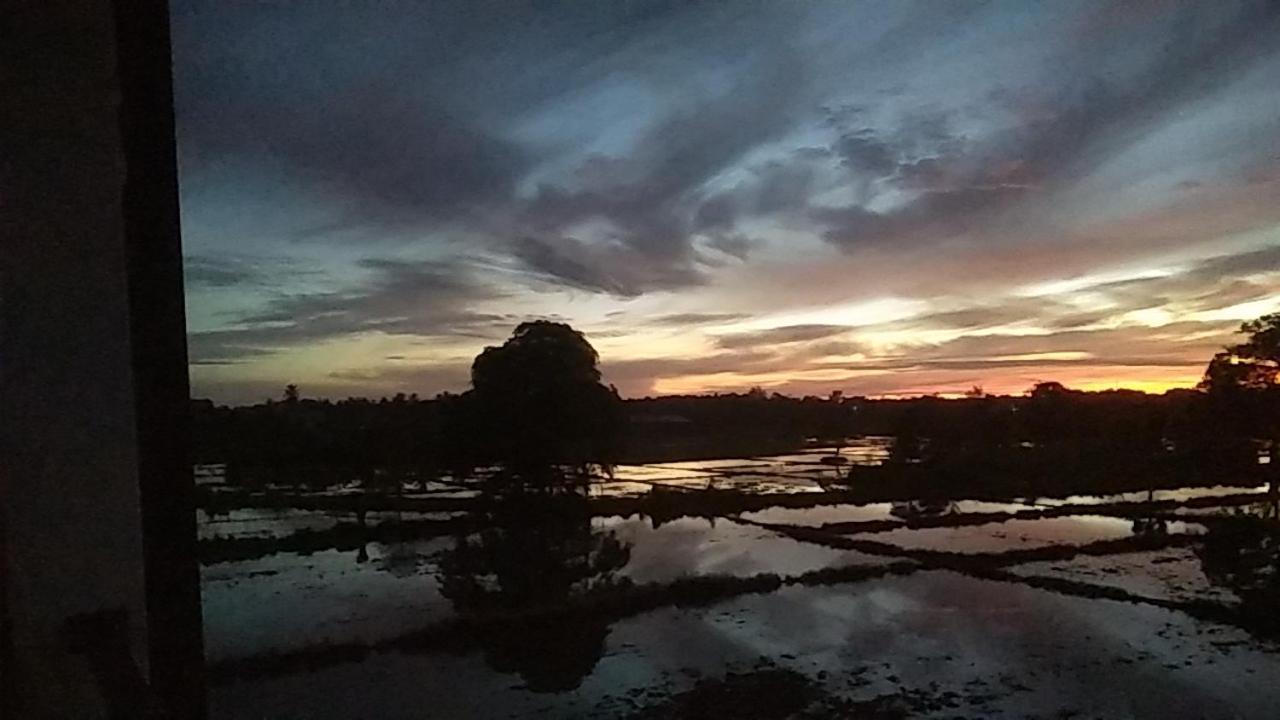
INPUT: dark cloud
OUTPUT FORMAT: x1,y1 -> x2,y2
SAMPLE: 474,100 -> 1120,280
184,256 -> 259,289
510,47 -> 810,293
648,312 -> 752,327
173,0 -> 814,295
819,2 -> 1280,250
702,234 -> 758,262
834,132 -> 898,177
187,344 -> 275,367
694,152 -> 830,238
188,258 -> 507,363
1066,245 -> 1280,316
184,254 -> 324,289
176,73 -> 525,228
177,1 -> 1280,402
902,322 -> 1235,369
510,236 -> 629,296
602,350 -> 780,395
714,324 -> 852,349
511,236 -> 706,297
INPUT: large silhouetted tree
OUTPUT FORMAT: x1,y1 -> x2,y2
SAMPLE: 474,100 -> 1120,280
460,321 -> 622,480
1199,314 -> 1280,478
1201,313 -> 1280,392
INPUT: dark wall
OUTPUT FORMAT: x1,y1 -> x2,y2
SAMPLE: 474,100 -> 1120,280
2,1 -> 203,716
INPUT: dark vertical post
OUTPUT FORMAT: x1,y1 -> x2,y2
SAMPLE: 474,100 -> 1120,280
112,1 -> 207,716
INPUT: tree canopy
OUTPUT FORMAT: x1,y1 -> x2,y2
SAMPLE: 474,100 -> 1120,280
1201,313 -> 1280,392
462,321 -> 622,476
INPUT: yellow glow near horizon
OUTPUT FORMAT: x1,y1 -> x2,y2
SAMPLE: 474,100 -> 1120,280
1193,296 -> 1280,323
988,351 -> 1093,362
723,297 -> 929,333
652,367 -> 895,395
1071,376 -> 1202,394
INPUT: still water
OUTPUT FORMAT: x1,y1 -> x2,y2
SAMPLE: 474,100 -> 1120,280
200,446 -> 1279,718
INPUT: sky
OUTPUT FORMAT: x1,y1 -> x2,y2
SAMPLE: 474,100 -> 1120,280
172,0 -> 1280,405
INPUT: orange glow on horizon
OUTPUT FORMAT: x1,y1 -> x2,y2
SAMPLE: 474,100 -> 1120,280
634,364 -> 1207,399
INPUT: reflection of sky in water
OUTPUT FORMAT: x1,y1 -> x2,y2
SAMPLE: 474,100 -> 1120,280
592,474 -> 826,496
594,515 -> 892,583
739,499 -> 1040,527
197,508 -> 462,540
594,438 -> 891,497
198,508 -> 342,540
1173,500 -> 1280,521
199,450 -> 1274,719
201,538 -> 454,660
209,571 -> 1280,720
1032,485 -> 1270,507
603,463 -> 830,495
741,502 -> 901,527
850,516 -> 1206,554
202,513 -> 894,660
1008,547 -> 1240,607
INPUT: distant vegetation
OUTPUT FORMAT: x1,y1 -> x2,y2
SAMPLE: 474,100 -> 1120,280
191,315 -> 1280,495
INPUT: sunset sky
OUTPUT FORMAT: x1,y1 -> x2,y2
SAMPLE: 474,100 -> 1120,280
173,0 -> 1280,405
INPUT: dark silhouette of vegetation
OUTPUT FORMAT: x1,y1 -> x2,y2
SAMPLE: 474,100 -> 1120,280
862,317 -> 1278,488
1196,521 -> 1280,637
191,316 -> 1279,503
191,391 -> 446,489
448,321 -> 624,485
1202,313 -> 1280,392
1199,313 -> 1280,491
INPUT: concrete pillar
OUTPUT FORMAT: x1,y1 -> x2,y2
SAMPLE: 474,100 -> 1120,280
2,1 -> 205,716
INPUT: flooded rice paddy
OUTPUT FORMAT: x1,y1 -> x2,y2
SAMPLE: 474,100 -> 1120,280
200,442 -> 1280,718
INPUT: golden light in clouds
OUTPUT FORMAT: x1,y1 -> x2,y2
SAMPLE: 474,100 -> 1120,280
175,2 -> 1280,405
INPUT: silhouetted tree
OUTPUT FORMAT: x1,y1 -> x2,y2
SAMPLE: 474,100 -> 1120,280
283,384 -> 299,403
1026,381 -> 1072,443
1201,313 -> 1280,392
888,408 -> 924,465
1198,314 -> 1280,481
457,321 -> 622,482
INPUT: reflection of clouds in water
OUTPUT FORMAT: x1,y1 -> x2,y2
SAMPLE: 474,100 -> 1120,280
597,516 -> 888,583
586,573 -> 1280,717
853,515 -> 1205,554
212,569 -> 1280,719
203,501 -> 1280,718
1037,484 -> 1270,507
200,538 -> 455,661
373,542 -> 430,578
1009,547 -> 1241,607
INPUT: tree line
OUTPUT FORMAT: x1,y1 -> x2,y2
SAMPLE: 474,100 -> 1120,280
192,315 -> 1280,489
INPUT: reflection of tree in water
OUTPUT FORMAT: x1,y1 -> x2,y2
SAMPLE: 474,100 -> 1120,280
1130,517 -> 1169,537
1196,522 -> 1280,637
437,483 -> 632,691
890,499 -> 957,520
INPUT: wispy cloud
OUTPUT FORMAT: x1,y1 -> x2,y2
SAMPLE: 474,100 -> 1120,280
174,0 -> 1280,402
